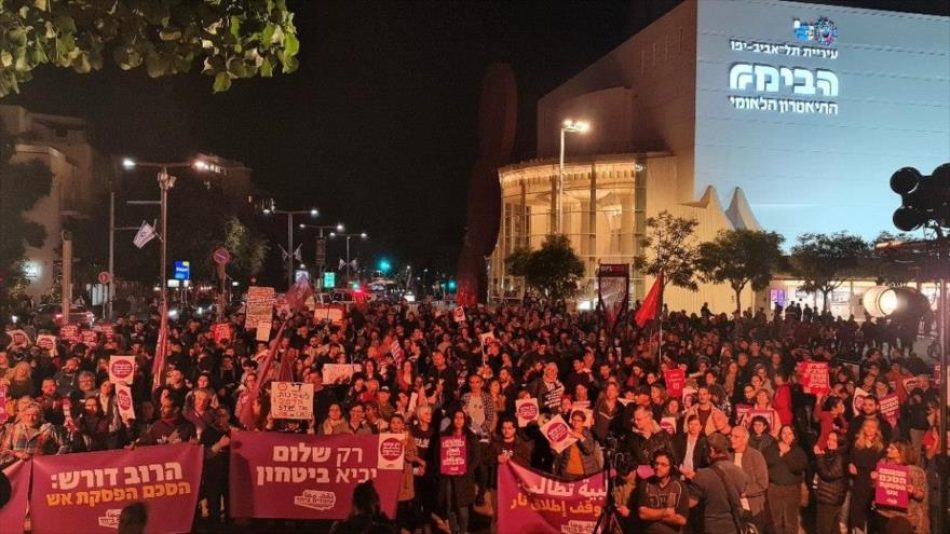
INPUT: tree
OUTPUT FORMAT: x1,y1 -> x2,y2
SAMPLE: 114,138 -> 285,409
0,125 -> 53,313
0,0 -> 300,97
222,216 -> 268,282
697,229 -> 784,311
505,235 -> 584,300
790,232 -> 869,312
633,210 -> 700,291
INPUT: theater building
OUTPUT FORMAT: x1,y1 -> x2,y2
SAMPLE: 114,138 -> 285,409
490,0 -> 949,313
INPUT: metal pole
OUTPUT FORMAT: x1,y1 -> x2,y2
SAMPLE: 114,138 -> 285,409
318,228 -> 325,290
107,190 -> 115,320
158,169 -> 171,324
287,213 -> 294,289
938,230 -> 949,534
558,127 -> 566,235
346,236 -> 352,285
61,232 -> 72,322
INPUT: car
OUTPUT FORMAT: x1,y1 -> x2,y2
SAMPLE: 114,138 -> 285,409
31,304 -> 95,330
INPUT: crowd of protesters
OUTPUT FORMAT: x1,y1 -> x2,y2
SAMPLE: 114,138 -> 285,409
0,292 -> 945,534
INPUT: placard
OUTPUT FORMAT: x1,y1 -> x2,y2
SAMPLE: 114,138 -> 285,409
660,416 -> 678,434
36,334 -> 57,351
497,461 -> 606,534
377,433 -> 406,471
440,435 -> 468,475
212,323 -> 232,344
59,324 -> 80,343
314,306 -> 344,326
245,286 -> 276,329
115,383 -> 136,422
6,329 -> 30,348
874,462 -> 909,510
80,329 -> 98,345
681,385 -> 697,407
540,415 -> 577,454
735,404 -> 753,426
515,398 -> 540,428
322,364 -> 361,384
852,387 -> 869,416
108,356 -> 136,386
747,409 -> 777,431
453,306 -> 466,323
256,321 -> 272,342
879,394 -> 900,427
270,382 -> 314,420
798,362 -> 830,394
0,384 -> 8,425
663,368 -> 686,398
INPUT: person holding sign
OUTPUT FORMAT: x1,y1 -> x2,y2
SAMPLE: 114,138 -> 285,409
874,440 -> 929,534
553,410 -> 601,480
438,409 -> 480,534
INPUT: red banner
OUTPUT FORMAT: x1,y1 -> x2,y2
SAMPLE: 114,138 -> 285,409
229,431 -> 403,520
663,368 -> 686,398
0,460 -> 30,534
798,362 -> 830,394
31,443 -> 202,534
497,461 -> 606,534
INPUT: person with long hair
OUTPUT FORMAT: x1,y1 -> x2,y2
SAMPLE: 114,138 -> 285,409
765,425 -> 808,534
814,431 -> 848,534
437,409 -> 480,534
875,440 -> 929,534
320,403 -> 350,435
848,418 -> 886,534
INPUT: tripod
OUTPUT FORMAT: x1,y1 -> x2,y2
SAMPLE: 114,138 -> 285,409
592,443 -> 625,534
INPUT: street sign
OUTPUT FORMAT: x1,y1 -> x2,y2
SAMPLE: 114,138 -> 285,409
97,271 -> 111,285
173,261 -> 190,280
316,238 -> 327,268
213,247 -> 231,265
323,271 -> 336,289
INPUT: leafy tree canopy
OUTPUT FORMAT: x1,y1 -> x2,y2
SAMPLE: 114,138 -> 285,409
505,234 -> 584,300
696,229 -> 784,311
790,231 -> 869,311
0,0 -> 300,97
633,210 -> 700,291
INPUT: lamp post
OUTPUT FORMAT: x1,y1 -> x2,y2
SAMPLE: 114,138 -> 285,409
263,203 -> 318,289
330,231 -> 368,285
558,119 -> 590,235
300,222 -> 345,289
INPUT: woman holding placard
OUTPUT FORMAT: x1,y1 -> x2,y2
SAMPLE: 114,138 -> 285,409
874,440 -> 928,534
437,409 -> 480,534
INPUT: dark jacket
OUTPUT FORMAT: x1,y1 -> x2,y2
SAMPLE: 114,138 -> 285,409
764,442 -> 808,486
487,434 -> 533,467
672,433 -> 709,470
622,422 -> 674,470
814,449 -> 847,505
437,430 -> 481,508
554,428 -> 601,478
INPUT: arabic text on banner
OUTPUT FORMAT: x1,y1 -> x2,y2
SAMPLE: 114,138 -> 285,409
497,460 -> 607,534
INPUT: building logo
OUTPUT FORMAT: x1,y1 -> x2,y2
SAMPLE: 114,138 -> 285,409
793,17 -> 838,46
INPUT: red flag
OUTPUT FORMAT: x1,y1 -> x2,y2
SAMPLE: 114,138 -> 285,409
634,273 -> 663,328
284,278 -> 313,313
239,319 -> 288,429
151,300 -> 169,391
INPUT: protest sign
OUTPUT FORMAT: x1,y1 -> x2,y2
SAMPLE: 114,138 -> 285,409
229,432 -> 402,520
879,394 -> 900,427
31,443 -> 202,534
478,332 -> 496,352
81,329 -> 98,345
453,306 -> 466,323
660,416 -> 678,434
541,415 -> 577,454
115,383 -> 136,422
902,376 -> 919,393
798,362 -> 830,394
735,404 -> 752,426
681,386 -> 698,408
36,334 -> 57,351
256,321 -> 272,342
245,286 -> 276,329
852,387 -> 869,416
516,398 -> 540,428
377,433 -> 406,471
440,435 -> 468,475
748,409 -> 777,431
322,364 -> 361,385
0,460 -> 30,534
874,462 -> 909,509
108,356 -> 136,386
6,329 -> 30,348
663,368 -> 686,398
60,324 -> 80,343
212,323 -> 232,344
497,460 -> 606,534
313,306 -> 344,325
270,382 -> 314,420
0,385 -> 8,425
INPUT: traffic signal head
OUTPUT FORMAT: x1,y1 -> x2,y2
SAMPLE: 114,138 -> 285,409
890,164 -> 950,231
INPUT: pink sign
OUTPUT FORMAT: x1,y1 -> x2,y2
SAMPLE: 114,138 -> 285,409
212,323 -> 232,344
735,404 -> 752,426
660,416 -> 678,434
60,324 -> 79,342
516,398 -> 540,427
874,462 -> 909,510
440,436 -> 468,475
80,329 -> 98,345
747,409 -> 777,431
497,460 -> 606,534
229,431 -> 402,520
663,368 -> 686,398
31,443 -> 203,534
798,362 -> 830,394
108,355 -> 136,386
0,385 -> 8,425
541,415 -> 578,454
879,394 -> 900,427
0,460 -> 30,534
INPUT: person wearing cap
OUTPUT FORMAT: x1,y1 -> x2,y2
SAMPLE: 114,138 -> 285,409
686,432 -> 748,534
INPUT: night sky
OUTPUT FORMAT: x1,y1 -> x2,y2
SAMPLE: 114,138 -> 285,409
8,1 -> 947,279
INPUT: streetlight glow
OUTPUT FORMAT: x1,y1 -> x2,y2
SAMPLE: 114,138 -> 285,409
309,208 -> 319,217
121,157 -> 136,169
336,223 -> 344,231
360,232 -> 368,239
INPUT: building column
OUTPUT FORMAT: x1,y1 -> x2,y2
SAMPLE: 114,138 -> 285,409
588,162 -> 598,277
520,181 -> 527,248
620,193 -> 635,258
550,175 -> 557,235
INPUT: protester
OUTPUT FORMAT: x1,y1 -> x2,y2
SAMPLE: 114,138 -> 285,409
875,440 -> 929,534
814,430 -> 848,534
554,409 -> 600,480
765,425 -> 807,534
624,449 -> 689,533
728,424 -> 770,532
849,418 -> 886,534
686,432 -> 748,534
437,409 -> 480,534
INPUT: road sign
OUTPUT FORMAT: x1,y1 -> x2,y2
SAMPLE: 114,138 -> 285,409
174,261 -> 190,280
323,271 -> 336,289
97,271 -> 111,285
213,247 -> 231,265
316,238 -> 327,268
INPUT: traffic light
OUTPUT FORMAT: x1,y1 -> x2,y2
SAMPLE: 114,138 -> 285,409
890,163 -> 950,231
447,279 -> 457,291
378,259 -> 392,273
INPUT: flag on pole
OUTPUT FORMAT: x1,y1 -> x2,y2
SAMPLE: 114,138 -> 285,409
239,320 -> 288,429
635,273 -> 664,328
284,277 -> 314,313
339,258 -> 346,270
151,300 -> 169,391
350,259 -> 358,270
133,220 -> 157,249
293,244 -> 302,262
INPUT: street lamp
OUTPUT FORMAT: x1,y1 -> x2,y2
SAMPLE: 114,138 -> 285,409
121,157 -> 213,382
299,222 -> 346,288
558,118 -> 590,235
261,201 -> 319,289
330,231 -> 368,284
